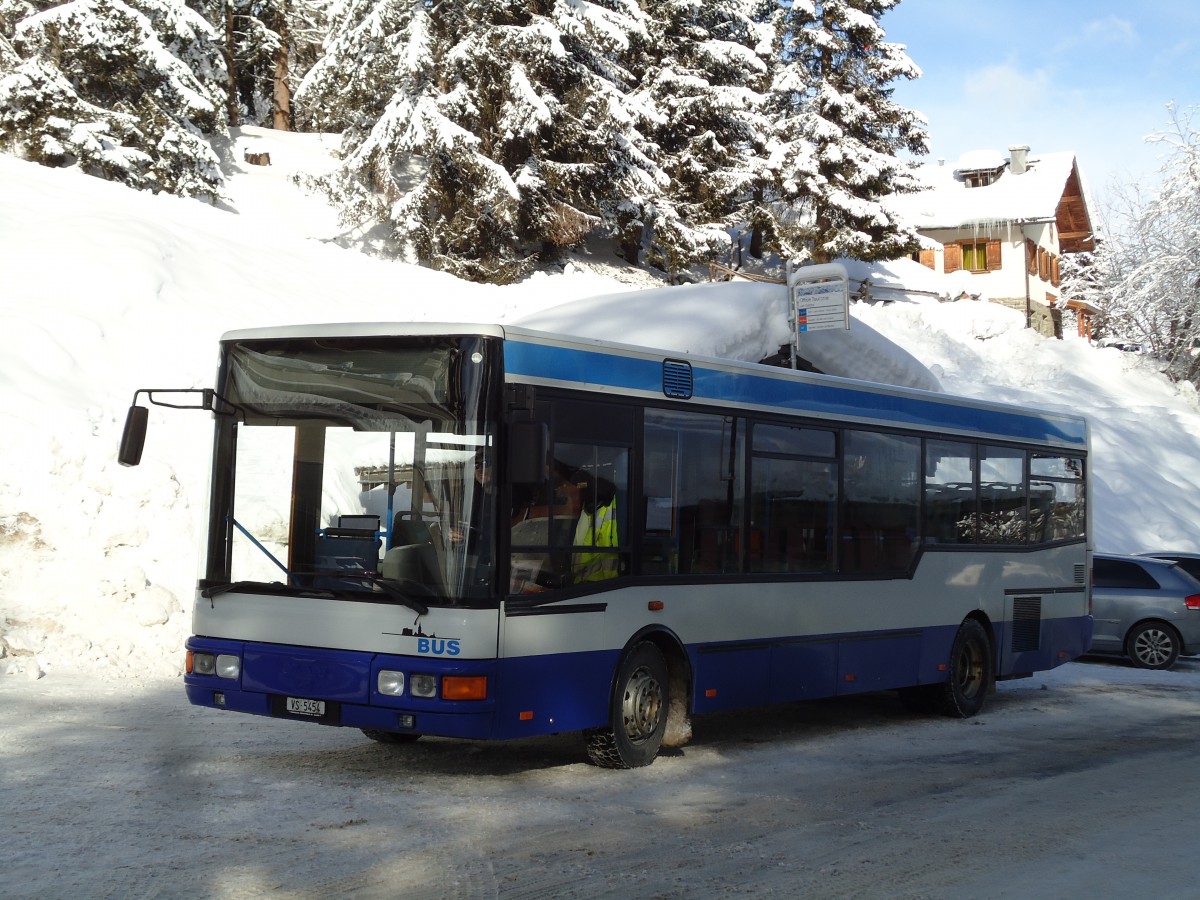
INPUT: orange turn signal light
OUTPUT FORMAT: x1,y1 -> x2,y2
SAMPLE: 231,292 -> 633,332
442,675 -> 488,701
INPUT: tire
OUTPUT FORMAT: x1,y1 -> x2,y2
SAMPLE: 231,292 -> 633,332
361,729 -> 421,745
586,642 -> 669,769
1126,621 -> 1180,670
937,619 -> 993,718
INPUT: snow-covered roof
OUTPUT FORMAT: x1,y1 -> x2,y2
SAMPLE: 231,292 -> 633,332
955,149 -> 1007,172
889,149 -> 1081,231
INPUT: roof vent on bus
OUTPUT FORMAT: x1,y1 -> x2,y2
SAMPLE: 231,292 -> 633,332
662,359 -> 693,399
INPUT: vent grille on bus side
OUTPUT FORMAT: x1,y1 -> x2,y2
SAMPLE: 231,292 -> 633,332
1074,564 -> 1086,584
662,359 -> 693,399
1011,596 -> 1042,653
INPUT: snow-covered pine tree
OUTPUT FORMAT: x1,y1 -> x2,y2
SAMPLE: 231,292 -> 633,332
208,0 -> 329,128
0,0 -> 228,198
763,0 -> 926,264
632,0 -> 775,278
295,0 -> 665,283
1,0 -> 31,55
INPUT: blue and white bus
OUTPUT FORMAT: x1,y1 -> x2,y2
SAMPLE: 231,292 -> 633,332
121,319 -> 1092,767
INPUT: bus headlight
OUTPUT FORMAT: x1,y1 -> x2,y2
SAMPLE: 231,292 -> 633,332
188,651 -> 239,678
378,670 -> 406,696
215,654 -> 241,679
410,673 -> 438,698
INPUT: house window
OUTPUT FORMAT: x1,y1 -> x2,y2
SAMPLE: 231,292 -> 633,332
945,240 -> 1001,275
962,242 -> 987,271
963,171 -> 996,188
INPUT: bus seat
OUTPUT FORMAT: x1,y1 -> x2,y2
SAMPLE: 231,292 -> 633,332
390,516 -> 432,550
384,516 -> 443,589
382,543 -> 442,590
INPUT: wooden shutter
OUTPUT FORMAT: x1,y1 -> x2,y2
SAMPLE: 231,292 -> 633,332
919,248 -> 935,270
1051,255 -> 1061,286
1027,239 -> 1038,275
986,240 -> 1002,272
1038,247 -> 1049,280
944,243 -> 962,273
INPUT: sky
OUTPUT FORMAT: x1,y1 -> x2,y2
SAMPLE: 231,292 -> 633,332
882,0 -> 1200,206
2,125 -> 1200,685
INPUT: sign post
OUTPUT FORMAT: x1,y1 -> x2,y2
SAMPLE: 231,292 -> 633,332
786,261 -> 851,369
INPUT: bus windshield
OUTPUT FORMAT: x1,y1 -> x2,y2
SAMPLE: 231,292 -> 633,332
204,334 -> 500,606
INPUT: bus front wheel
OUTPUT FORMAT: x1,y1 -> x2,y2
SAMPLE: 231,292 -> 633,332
586,642 -> 669,768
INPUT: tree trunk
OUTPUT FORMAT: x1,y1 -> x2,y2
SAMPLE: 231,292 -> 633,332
272,12 -> 291,131
223,3 -> 239,126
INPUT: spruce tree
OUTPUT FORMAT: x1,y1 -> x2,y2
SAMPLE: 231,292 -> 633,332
0,0 -> 229,198
632,0 -> 775,278
295,0 -> 665,283
763,0 -> 926,264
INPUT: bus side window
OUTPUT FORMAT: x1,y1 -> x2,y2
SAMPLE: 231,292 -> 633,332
510,441 -> 629,592
644,410 -> 745,576
749,422 -> 835,575
924,440 -> 977,545
979,446 -> 1028,544
841,431 -> 920,573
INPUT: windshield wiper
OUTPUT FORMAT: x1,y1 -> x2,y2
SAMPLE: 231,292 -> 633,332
325,574 -> 433,616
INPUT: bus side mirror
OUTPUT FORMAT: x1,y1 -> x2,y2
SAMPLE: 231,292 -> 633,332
508,421 -> 547,484
118,405 -> 149,467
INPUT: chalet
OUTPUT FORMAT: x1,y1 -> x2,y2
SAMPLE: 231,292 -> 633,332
888,145 -> 1097,339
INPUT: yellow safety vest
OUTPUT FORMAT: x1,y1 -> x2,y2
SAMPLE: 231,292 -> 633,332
573,497 -> 618,582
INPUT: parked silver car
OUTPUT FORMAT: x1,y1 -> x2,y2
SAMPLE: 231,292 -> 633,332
1090,553 -> 1200,669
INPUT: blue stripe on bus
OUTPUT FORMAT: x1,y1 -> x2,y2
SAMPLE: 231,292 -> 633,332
503,340 -> 1087,448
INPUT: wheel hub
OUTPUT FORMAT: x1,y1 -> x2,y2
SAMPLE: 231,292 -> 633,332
621,667 -> 663,744
1134,628 -> 1172,666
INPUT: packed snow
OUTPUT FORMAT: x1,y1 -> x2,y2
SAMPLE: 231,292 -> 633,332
2,125 -> 1200,688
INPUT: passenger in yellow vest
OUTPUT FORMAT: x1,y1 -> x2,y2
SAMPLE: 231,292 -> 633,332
571,472 -> 619,582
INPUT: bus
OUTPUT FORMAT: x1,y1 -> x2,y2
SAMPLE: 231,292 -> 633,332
119,319 -> 1092,768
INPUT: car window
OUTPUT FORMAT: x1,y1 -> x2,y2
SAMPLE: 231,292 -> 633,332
1094,558 -> 1159,589
1167,558 -> 1200,582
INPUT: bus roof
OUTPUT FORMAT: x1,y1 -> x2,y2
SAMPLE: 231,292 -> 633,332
220,321 -> 1088,451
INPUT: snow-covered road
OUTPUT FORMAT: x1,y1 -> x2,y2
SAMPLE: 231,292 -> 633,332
4,658 -> 1200,898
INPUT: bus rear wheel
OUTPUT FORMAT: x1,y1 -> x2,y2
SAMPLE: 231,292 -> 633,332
901,619 -> 993,718
940,619 -> 993,717
586,642 -> 669,769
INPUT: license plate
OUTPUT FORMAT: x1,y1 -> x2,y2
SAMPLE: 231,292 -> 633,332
286,697 -> 325,717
